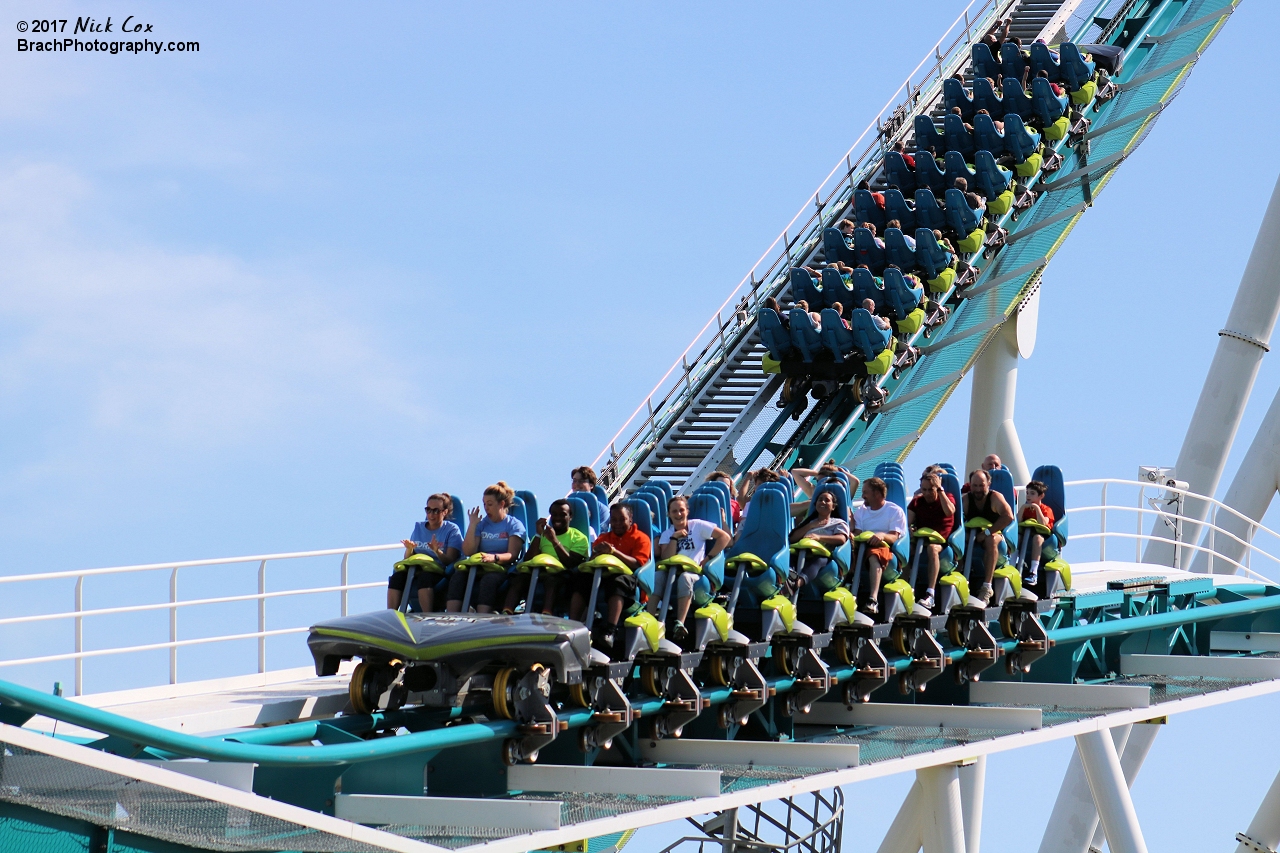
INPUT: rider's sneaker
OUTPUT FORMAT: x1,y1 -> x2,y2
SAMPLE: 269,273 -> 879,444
672,620 -> 689,643
974,583 -> 994,606
916,594 -> 935,613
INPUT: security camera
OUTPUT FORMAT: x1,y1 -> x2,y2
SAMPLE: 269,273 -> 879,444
1165,478 -> 1189,491
1139,466 -> 1174,484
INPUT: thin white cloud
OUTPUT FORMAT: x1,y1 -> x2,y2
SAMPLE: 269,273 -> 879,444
0,161 -> 432,475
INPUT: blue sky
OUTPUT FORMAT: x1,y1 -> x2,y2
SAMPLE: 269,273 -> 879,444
4,1 -> 1280,849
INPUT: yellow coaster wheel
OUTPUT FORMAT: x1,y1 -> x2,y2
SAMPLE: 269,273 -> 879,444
888,622 -> 911,657
491,666 -> 518,720
772,640 -> 801,677
348,660 -> 397,715
832,633 -> 857,667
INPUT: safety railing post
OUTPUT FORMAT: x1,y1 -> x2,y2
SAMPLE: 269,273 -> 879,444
1208,506 -> 1216,574
1100,482 -> 1108,561
169,567 -> 179,685
258,560 -> 267,673
1135,485 -> 1145,562
340,553 -> 349,617
74,576 -> 84,696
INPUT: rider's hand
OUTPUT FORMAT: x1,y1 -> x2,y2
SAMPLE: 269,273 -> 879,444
467,506 -> 482,525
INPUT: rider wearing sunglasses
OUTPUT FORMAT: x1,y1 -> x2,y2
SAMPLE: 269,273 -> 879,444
390,493 -> 463,611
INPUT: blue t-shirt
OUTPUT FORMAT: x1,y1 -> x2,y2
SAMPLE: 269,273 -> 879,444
409,520 -> 463,560
476,514 -> 527,554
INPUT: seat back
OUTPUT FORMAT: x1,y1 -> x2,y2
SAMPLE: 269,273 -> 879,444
875,462 -> 903,481
943,151 -> 978,192
945,187 -> 981,235
788,309 -> 823,363
1030,77 -> 1063,124
884,229 -> 916,274
517,491 -> 539,537
999,42 -> 1027,83
943,113 -> 975,160
822,227 -> 857,265
448,495 -> 467,533
790,267 -> 823,309
989,467 -> 1016,512
883,152 -> 917,194
913,151 -> 949,196
971,42 -> 1000,82
973,151 -> 1011,200
850,267 -> 884,312
820,268 -> 854,312
882,267 -> 923,320
973,112 -> 1006,157
687,492 -> 726,590
943,78 -> 976,121
883,476 -> 908,514
853,228 -> 886,273
758,307 -> 793,360
727,485 -> 791,586
566,495 -> 592,539
1059,43 -> 1095,92
850,308 -> 891,361
914,115 -> 946,155
1003,113 -> 1039,162
973,77 -> 1005,116
937,462 -> 957,479
631,490 -> 661,537
646,479 -> 673,508
575,489 -> 602,536
914,190 -> 946,232
799,480 -> 850,527
621,498 -> 657,594
1031,464 -> 1069,546
884,189 -> 915,232
1030,41 -> 1063,82
819,309 -> 856,364
854,189 -> 886,232
692,484 -> 730,534
638,484 -> 669,532
914,229 -> 950,280
939,472 -> 963,525
508,495 -> 530,559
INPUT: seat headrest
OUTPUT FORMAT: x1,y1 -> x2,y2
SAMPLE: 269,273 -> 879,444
566,495 -> 592,538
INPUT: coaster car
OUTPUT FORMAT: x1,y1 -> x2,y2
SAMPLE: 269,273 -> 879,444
308,608 -> 592,765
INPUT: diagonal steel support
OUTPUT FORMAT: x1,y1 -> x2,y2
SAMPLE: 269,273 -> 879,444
1075,729 -> 1149,853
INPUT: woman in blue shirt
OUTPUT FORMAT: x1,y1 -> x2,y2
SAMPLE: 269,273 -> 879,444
446,481 -> 526,613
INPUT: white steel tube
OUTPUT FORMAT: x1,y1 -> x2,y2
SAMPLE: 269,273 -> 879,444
1235,767 -> 1280,853
74,576 -> 84,697
341,553 -> 350,616
919,764 -> 967,853
959,757 -> 985,853
1146,174 -> 1280,566
1194,384 -> 1280,574
1037,726 -> 1130,853
1088,722 -> 1160,852
1075,729 -> 1149,853
1100,483 -> 1108,561
169,568 -> 179,685
877,780 -> 924,853
966,320 -> 1031,485
257,560 -> 267,674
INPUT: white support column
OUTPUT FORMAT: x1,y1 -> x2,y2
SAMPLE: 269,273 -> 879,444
1192,383 -> 1280,573
1235,768 -> 1280,853
1038,726 -> 1131,853
959,756 -> 985,853
1087,722 -> 1160,853
877,780 -> 924,853
919,764 -> 967,853
1146,174 -> 1280,566
1075,729 -> 1149,853
966,302 -> 1034,486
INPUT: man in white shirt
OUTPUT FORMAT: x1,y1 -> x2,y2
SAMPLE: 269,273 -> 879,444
853,477 -> 907,618
653,496 -> 731,641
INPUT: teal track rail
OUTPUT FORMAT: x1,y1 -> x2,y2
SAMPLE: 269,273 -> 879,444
3,582 -> 1279,767
741,0 -> 1240,484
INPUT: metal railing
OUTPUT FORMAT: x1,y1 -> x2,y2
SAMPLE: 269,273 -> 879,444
590,0 -> 1021,495
658,788 -> 843,853
0,544 -> 401,696
1060,479 -> 1280,581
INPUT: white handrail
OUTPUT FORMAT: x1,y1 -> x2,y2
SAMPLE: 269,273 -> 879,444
0,542 -> 403,695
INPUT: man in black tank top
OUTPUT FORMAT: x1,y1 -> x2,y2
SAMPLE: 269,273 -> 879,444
963,470 -> 1014,604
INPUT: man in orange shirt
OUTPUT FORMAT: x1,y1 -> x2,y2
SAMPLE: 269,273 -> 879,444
570,503 -> 650,647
